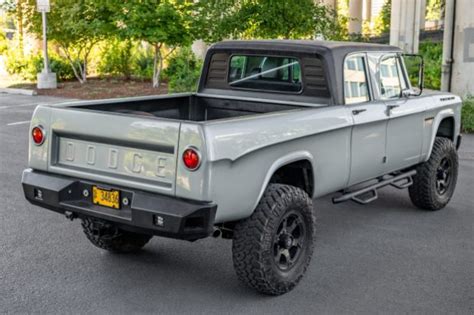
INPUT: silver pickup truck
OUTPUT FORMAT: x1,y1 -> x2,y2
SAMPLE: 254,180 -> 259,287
22,40 -> 462,295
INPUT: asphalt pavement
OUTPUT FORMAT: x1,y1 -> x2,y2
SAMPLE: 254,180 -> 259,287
0,93 -> 473,314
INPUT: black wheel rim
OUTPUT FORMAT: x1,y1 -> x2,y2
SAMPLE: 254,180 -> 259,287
273,211 -> 306,271
436,157 -> 452,195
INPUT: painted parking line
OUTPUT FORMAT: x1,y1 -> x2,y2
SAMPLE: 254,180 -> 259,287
6,120 -> 30,126
0,102 -> 46,110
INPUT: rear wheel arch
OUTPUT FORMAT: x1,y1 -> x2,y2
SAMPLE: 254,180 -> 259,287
253,152 -> 315,212
269,160 -> 314,197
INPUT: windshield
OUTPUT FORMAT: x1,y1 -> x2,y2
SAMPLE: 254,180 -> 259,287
228,55 -> 302,93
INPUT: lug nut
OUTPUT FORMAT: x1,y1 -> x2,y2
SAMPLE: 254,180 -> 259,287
83,189 -> 89,197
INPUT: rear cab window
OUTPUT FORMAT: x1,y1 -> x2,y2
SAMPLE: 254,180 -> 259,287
344,54 -> 370,104
228,55 -> 302,93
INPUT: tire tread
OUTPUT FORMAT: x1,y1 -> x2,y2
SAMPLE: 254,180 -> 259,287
232,184 -> 315,295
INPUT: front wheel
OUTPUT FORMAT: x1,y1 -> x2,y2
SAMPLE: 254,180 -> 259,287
232,184 -> 316,295
409,137 -> 459,210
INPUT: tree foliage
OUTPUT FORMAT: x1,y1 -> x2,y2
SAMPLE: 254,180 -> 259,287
163,47 -> 202,93
110,0 -> 193,87
3,0 -> 350,88
426,0 -> 445,21
373,0 -> 391,36
23,0 -> 114,83
194,0 -> 343,42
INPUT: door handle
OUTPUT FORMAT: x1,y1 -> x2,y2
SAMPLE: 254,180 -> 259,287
352,109 -> 367,115
386,104 -> 400,116
387,104 -> 400,111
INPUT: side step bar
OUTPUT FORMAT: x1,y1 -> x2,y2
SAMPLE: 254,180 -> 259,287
333,170 -> 417,205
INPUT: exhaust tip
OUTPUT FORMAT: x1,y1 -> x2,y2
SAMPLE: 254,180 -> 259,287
212,228 -> 222,238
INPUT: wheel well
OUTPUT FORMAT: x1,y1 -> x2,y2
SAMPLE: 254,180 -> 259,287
436,117 -> 455,141
269,160 -> 314,196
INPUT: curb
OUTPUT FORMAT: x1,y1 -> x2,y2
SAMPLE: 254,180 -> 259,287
0,87 -> 37,96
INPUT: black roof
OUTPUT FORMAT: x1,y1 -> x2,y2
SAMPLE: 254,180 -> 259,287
204,40 -> 403,105
211,40 -> 401,57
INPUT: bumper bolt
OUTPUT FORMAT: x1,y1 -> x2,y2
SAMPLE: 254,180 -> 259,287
83,189 -> 89,197
122,197 -> 129,206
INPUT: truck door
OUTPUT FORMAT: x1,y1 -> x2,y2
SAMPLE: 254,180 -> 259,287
344,53 -> 389,186
379,54 -> 425,172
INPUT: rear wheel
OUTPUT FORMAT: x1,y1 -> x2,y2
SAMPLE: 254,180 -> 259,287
409,137 -> 458,210
81,217 -> 152,253
232,184 -> 315,295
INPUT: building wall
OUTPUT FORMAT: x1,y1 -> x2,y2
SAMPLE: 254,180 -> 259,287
449,0 -> 474,96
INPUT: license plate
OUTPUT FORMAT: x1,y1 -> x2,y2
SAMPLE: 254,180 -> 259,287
92,186 -> 120,209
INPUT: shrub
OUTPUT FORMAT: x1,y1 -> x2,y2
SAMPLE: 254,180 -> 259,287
5,51 -> 76,82
462,97 -> 474,133
0,32 -> 7,55
132,50 -> 154,80
163,47 -> 203,93
97,39 -> 133,79
418,41 -> 442,90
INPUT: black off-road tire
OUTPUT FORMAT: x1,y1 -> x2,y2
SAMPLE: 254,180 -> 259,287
232,184 -> 316,295
81,217 -> 152,253
409,137 -> 458,211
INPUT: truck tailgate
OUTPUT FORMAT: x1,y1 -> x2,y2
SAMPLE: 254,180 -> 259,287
46,107 -> 180,195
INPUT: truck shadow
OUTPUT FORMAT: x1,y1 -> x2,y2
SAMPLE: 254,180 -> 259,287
81,185 -> 460,304
95,238 -> 267,301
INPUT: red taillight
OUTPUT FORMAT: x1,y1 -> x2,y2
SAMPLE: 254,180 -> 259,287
32,126 -> 45,145
182,147 -> 201,171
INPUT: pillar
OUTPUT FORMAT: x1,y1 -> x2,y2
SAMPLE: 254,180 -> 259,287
390,0 -> 422,53
442,0 -> 474,96
348,0 -> 364,34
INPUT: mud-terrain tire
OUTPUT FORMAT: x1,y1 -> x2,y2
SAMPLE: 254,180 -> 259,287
232,184 -> 316,295
409,137 -> 458,211
81,217 -> 152,253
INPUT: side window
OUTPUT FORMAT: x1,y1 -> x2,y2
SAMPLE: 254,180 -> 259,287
379,56 -> 407,100
344,55 -> 370,104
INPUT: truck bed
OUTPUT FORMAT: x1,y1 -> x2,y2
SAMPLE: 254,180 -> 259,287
76,94 -> 305,122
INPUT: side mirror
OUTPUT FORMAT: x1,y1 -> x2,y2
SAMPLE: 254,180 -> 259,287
401,89 -> 414,98
402,54 -> 424,96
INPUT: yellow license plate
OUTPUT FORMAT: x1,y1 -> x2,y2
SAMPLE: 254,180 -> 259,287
92,186 -> 120,209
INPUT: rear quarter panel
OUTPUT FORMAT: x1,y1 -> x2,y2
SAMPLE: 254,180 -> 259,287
201,107 -> 352,223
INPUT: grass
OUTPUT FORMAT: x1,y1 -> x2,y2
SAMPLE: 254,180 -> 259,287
462,96 -> 474,133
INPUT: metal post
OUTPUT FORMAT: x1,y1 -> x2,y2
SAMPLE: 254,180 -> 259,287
36,0 -> 57,89
441,0 -> 456,92
42,11 -> 49,73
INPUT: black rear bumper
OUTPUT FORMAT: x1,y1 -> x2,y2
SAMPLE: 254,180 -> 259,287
22,169 -> 217,240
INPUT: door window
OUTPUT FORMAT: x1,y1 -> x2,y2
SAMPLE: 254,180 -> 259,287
344,55 -> 370,104
379,56 -> 408,99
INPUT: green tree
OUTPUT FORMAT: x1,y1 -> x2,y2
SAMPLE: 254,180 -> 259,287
23,0 -> 114,83
111,0 -> 192,87
194,0 -> 343,42
164,47 -> 203,93
1,0 -> 28,55
0,32 -> 7,55
426,0 -> 445,21
373,0 -> 391,36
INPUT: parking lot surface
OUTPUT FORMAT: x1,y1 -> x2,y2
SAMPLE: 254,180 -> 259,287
1,93 -> 473,314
